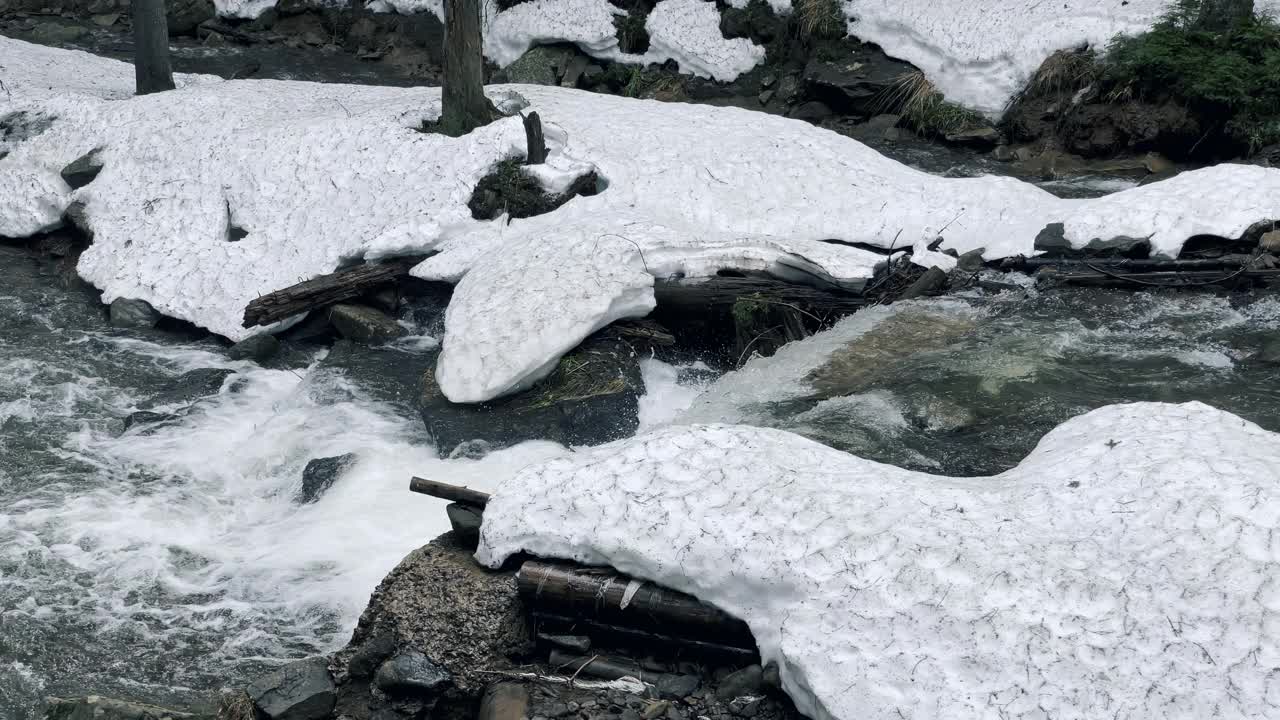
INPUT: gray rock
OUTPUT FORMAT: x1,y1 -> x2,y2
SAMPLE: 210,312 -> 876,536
61,149 -> 102,189
31,22 -> 88,45
562,54 -> 590,87
954,247 -> 986,272
537,632 -> 591,652
64,200 -> 92,239
142,368 -> 235,409
898,266 -> 948,300
298,453 -> 356,504
992,144 -> 1017,162
43,695 -> 194,720
716,665 -> 763,700
499,45 -> 577,85
774,74 -> 800,105
228,333 -> 280,362
167,0 -> 215,34
246,657 -> 336,720
328,303 -> 405,343
121,410 -> 178,432
374,650 -> 452,696
92,12 -> 122,26
1259,229 -> 1280,253
583,64 -> 606,85
348,630 -> 396,678
653,674 -> 700,699
109,298 -> 160,329
445,502 -> 483,545
761,663 -> 780,688
621,710 -> 642,720
757,89 -> 774,105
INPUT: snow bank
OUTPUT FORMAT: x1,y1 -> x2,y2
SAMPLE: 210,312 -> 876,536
478,401 -> 1280,720
5,39 -> 1280,404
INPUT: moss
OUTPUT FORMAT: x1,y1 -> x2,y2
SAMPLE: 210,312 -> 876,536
468,159 -> 600,220
517,348 -> 629,411
1101,0 -> 1280,152
619,66 -> 684,99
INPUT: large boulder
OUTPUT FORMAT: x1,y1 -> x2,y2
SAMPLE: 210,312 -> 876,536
43,696 -> 194,720
416,334 -> 642,454
246,657 -> 336,720
332,534 -> 530,703
495,45 -> 580,85
60,149 -> 102,189
228,333 -> 281,362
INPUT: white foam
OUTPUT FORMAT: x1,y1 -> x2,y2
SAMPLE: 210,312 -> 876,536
478,401 -> 1280,720
636,358 -> 715,429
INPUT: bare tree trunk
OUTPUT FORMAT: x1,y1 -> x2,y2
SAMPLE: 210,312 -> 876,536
440,0 -> 493,136
1195,0 -> 1254,30
132,0 -> 175,95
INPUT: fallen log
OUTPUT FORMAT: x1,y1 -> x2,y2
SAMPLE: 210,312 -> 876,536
516,561 -> 755,647
409,476 -> 491,507
1001,254 -> 1259,272
242,256 -> 420,328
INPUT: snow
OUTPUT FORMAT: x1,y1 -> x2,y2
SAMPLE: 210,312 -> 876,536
6,38 -> 1280,404
477,400 -> 1280,720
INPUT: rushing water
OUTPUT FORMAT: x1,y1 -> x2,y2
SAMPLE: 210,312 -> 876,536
0,245 -> 565,718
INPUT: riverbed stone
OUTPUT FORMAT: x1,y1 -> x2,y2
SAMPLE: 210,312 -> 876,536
802,52 -> 915,115
497,45 -> 577,85
142,368 -> 235,409
297,453 -> 356,504
416,333 -> 642,451
228,333 -> 280,362
43,695 -> 194,720
246,657 -> 336,720
716,665 -> 763,699
374,650 -> 453,696
108,297 -> 160,329
328,303 -> 405,343
31,22 -> 88,45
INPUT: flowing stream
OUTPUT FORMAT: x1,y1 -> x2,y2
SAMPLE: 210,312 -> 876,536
1,38 -> 1277,720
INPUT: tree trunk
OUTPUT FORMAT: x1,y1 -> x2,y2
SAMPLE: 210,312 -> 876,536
440,0 -> 493,136
1195,0 -> 1254,30
132,0 -> 175,95
242,257 -> 421,328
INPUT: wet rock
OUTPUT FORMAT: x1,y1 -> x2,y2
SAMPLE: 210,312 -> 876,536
246,657 -> 336,720
1257,338 -> 1280,365
898,266 -> 948,300
166,0 -> 215,35
992,144 -> 1017,162
417,334 -> 642,450
142,368 -> 236,409
109,298 -> 160,329
445,502 -> 483,545
498,45 -> 577,85
297,453 -> 355,504
788,101 -> 832,123
31,22 -> 88,45
538,632 -> 591,652
91,12 -> 121,26
348,630 -> 397,678
583,64 -> 606,86
63,200 -> 92,240
328,303 -> 405,343
330,534 -> 531,696
447,438 -> 493,459
1143,151 -> 1174,174
954,247 -> 986,272
375,650 -> 453,696
715,665 -> 763,699
60,149 -> 102,189
228,333 -> 280,362
43,695 -> 194,720
121,410 -> 178,432
944,126 -> 1001,148
802,53 -> 915,115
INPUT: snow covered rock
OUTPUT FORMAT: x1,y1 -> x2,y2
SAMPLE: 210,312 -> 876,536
6,38 -> 1280,403
478,401 -> 1280,720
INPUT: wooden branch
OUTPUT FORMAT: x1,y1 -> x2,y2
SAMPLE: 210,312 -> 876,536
1001,254 -> 1259,271
533,612 -> 758,661
243,257 -> 419,328
523,112 -> 547,165
409,476 -> 491,507
1038,266 -> 1280,288
516,562 -> 755,647
653,276 -> 866,314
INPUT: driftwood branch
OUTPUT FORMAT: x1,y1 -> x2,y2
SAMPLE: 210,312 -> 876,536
243,257 -> 419,328
409,476 -> 491,507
